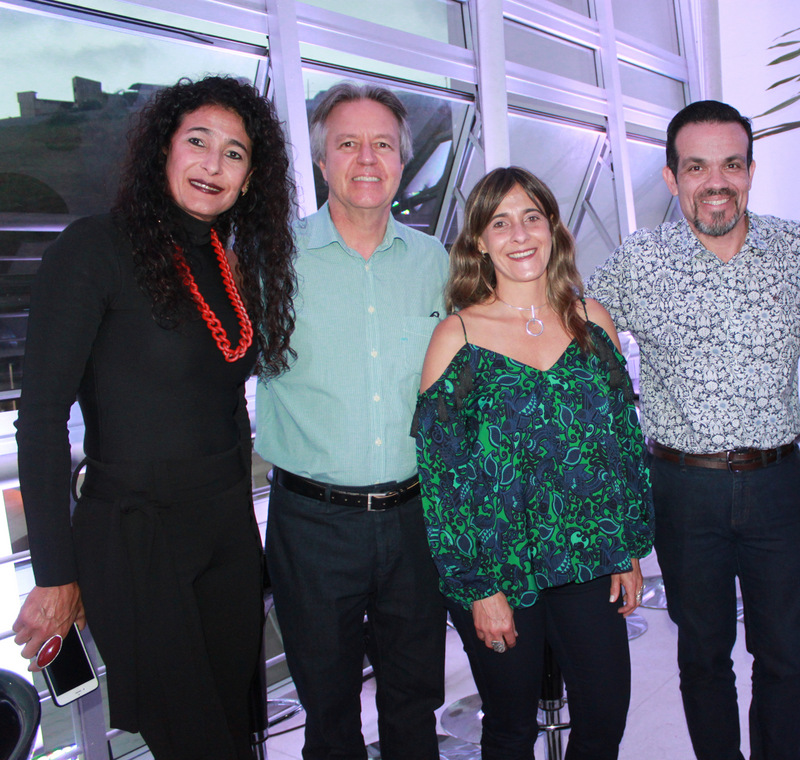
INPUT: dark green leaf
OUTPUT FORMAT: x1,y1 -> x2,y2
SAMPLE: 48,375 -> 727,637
768,48 -> 800,66
767,74 -> 800,90
758,93 -> 800,117
753,120 -> 800,139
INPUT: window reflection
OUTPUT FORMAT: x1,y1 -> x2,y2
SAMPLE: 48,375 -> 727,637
505,20 -> 599,87
612,0 -> 680,55
509,113 -> 600,221
302,0 -> 467,46
627,138 -> 674,231
619,62 -> 686,111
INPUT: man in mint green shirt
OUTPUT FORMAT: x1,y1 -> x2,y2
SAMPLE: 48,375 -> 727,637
256,83 -> 447,760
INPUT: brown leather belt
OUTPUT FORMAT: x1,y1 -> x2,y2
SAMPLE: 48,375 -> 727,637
272,468 -> 420,511
646,438 -> 798,473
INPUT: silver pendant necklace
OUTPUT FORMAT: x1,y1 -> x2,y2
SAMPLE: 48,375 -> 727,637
496,296 -> 545,337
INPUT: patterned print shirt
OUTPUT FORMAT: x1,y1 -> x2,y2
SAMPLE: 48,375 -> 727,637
413,322 -> 653,610
587,213 -> 800,453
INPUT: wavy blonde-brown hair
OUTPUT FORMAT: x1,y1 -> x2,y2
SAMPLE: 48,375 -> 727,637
447,166 -> 592,353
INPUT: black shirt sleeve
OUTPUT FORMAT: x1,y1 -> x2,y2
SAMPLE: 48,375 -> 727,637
16,216 -> 121,586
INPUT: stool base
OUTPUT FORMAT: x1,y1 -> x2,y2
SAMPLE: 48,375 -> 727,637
367,734 -> 479,759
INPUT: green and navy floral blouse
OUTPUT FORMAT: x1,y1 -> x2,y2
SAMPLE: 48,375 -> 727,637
413,320 -> 654,610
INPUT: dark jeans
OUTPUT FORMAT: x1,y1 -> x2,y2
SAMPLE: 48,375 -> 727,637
266,481 -> 446,760
650,449 -> 800,760
447,577 -> 631,760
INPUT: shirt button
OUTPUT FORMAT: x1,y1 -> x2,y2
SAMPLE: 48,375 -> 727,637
371,350 -> 378,358
368,305 -> 375,314
375,438 -> 382,446
365,264 -> 370,271
373,394 -> 380,402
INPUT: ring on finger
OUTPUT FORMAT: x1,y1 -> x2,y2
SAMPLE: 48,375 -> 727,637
491,639 -> 507,653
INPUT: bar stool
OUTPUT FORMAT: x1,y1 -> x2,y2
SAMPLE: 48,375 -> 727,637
538,641 -> 570,759
366,735 -> 480,759
0,669 -> 40,760
251,568 -> 304,760
440,640 -> 571,760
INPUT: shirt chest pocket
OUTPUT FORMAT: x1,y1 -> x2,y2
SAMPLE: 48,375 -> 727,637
401,317 -> 438,374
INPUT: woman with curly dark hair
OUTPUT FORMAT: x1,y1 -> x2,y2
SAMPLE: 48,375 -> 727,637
12,76 -> 296,759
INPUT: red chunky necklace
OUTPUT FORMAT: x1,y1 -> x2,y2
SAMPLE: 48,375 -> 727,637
173,229 -> 254,362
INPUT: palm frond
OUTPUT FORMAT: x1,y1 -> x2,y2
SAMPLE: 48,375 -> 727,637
753,120 -> 800,139
768,48 -> 800,66
758,93 -> 800,117
756,28 -> 800,137
767,74 -> 800,90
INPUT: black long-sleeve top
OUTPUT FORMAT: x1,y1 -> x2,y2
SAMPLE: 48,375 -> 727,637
16,211 -> 256,587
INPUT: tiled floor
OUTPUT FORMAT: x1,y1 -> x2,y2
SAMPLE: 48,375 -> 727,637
263,550 -> 755,760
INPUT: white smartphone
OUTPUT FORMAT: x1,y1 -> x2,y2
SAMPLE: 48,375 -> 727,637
42,624 -> 99,706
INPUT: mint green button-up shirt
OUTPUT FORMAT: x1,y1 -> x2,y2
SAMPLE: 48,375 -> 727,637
255,204 -> 448,486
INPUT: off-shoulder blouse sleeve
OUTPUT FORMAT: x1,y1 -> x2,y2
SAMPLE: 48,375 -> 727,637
589,324 -> 654,559
413,356 -> 500,608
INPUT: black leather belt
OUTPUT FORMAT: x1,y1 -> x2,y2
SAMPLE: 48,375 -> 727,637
272,468 -> 420,511
646,438 -> 798,473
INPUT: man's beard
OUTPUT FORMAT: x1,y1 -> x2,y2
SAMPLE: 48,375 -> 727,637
691,190 -> 742,237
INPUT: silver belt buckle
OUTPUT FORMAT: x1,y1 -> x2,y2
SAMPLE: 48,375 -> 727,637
367,492 -> 376,511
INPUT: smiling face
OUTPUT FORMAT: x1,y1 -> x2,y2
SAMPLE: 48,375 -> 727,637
165,104 -> 253,223
318,98 -> 404,221
479,183 -> 553,288
663,120 -> 754,244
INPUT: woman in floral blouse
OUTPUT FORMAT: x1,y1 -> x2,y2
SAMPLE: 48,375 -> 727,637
413,167 -> 653,760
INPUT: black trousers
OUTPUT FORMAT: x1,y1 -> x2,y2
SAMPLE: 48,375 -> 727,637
73,452 -> 264,760
447,577 -> 631,760
266,481 -> 446,760
650,450 -> 800,760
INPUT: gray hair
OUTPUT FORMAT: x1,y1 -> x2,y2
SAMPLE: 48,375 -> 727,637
309,82 -> 414,166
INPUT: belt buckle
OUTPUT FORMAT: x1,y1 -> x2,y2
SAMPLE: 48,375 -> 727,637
367,489 -> 399,511
726,447 -> 749,473
367,492 -> 386,511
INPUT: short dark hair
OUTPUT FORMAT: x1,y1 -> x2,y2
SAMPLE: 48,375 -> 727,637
666,100 -> 753,176
309,82 -> 413,165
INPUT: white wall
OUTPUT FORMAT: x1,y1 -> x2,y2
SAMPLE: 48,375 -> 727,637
718,0 -> 800,221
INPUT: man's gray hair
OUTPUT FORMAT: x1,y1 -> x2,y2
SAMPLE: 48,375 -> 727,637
309,82 -> 414,166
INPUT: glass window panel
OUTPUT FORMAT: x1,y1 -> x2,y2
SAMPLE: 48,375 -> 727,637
628,138 -> 674,231
302,0 -> 467,46
299,44 -> 459,91
304,70 -> 472,236
0,233 -> 55,408
612,0 -> 680,55
575,163 -> 620,280
508,112 -> 602,225
619,62 -> 686,111
550,0 -> 591,16
548,0 -> 591,15
0,5 -> 263,411
504,20 -> 598,87
1,7 -> 260,124
43,0 -> 269,46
